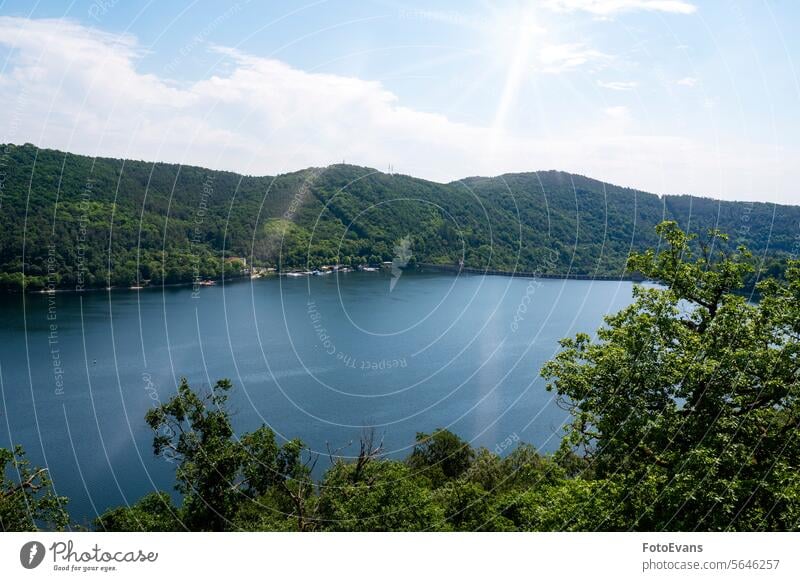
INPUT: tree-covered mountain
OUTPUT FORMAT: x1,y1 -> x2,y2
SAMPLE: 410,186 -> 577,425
1,143 -> 796,290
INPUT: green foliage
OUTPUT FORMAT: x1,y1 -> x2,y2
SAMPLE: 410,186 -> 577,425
144,378 -> 243,530
318,460 -> 444,531
0,445 -> 69,531
2,144 -> 796,291
114,377 -> 316,531
90,377 -> 603,531
435,480 -> 514,531
94,492 -> 182,532
543,221 -> 800,530
501,479 -> 627,531
406,429 -> 476,487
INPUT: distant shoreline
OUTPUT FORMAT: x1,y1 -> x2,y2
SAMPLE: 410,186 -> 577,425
5,274 -> 252,295
418,263 -> 645,282
2,265 -> 646,295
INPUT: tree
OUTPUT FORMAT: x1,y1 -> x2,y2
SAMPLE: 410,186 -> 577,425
1,445 -> 69,531
317,459 -> 444,531
500,479 -> 626,531
406,429 -> 475,488
133,377 -> 315,531
436,480 -> 512,531
94,492 -> 182,532
542,221 -> 800,530
143,378 -> 244,530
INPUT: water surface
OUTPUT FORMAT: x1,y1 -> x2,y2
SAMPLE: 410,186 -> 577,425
0,271 -> 638,526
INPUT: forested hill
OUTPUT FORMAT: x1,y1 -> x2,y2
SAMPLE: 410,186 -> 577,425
0,143 -> 796,290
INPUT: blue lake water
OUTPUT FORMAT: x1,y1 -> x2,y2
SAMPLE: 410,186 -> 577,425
0,271 -> 639,526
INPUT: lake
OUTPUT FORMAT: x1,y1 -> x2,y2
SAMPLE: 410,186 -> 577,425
0,271 -> 640,527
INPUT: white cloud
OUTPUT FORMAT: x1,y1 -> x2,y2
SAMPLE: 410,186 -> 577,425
537,43 -> 611,73
676,76 -> 698,87
702,96 -> 717,109
544,0 -> 697,15
604,105 -> 631,119
597,80 -> 639,90
0,17 -> 794,203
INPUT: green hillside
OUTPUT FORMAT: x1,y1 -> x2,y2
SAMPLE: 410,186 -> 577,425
0,143 -> 796,290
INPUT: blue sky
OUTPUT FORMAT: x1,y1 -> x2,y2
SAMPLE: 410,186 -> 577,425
0,0 -> 798,202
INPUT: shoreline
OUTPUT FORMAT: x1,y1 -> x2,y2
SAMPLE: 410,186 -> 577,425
11,274 -> 254,295
418,263 -> 645,282
5,265 -> 645,294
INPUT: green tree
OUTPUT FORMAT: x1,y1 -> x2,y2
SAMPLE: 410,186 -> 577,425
144,378 -> 243,530
542,221 -> 800,530
1,445 -> 69,531
134,377 -> 315,531
406,429 -> 475,488
500,479 -> 626,531
94,492 -> 182,532
436,479 -> 513,531
318,459 -> 443,531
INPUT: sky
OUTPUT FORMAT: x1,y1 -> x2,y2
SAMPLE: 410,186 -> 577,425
0,0 -> 798,203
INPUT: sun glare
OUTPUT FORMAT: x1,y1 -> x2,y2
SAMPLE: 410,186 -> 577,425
487,6 -> 544,154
